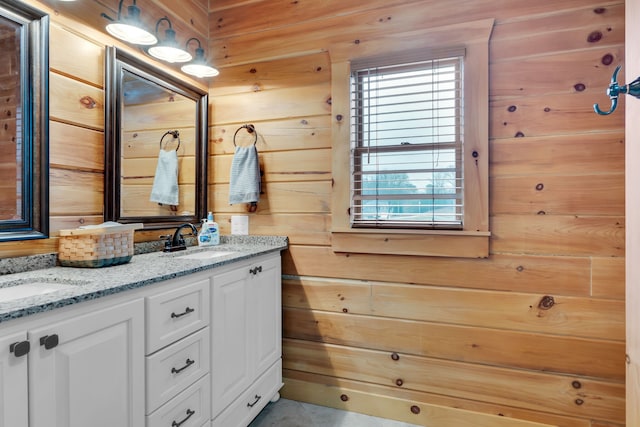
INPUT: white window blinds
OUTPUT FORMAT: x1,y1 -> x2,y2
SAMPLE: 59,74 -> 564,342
350,49 -> 465,229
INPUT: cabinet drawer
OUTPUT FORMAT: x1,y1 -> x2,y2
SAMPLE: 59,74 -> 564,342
211,359 -> 282,427
146,327 -> 210,414
147,373 -> 210,427
146,278 -> 210,354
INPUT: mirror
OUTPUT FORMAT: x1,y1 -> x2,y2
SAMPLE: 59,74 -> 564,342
104,47 -> 208,228
0,1 -> 49,242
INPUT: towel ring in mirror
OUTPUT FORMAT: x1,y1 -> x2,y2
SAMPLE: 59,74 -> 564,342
160,130 -> 181,151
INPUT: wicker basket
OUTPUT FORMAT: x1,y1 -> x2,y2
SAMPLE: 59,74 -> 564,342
58,223 -> 142,268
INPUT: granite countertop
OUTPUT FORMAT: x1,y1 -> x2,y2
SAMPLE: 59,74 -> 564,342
0,235 -> 288,323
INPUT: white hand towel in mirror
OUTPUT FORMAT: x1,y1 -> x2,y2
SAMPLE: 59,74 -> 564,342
150,149 -> 179,206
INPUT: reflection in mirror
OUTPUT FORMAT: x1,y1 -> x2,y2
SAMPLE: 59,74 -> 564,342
105,47 -> 208,228
0,1 -> 49,241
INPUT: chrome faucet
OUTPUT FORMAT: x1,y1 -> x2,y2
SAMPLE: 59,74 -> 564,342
161,223 -> 198,252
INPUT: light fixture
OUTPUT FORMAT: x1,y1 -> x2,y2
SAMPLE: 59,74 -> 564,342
181,38 -> 220,78
101,0 -> 157,46
148,17 -> 192,63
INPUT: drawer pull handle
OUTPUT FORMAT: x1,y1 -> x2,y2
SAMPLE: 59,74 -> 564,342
171,358 -> 195,374
247,394 -> 262,408
172,408 -> 195,427
171,307 -> 195,319
249,266 -> 262,275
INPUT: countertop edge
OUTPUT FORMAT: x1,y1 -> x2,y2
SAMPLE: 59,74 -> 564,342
0,236 -> 288,324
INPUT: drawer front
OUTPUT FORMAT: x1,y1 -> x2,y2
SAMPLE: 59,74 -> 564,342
211,359 -> 282,427
146,374 -> 210,427
146,327 -> 210,413
146,278 -> 210,354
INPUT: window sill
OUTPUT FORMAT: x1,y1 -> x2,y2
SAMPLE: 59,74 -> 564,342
331,229 -> 490,258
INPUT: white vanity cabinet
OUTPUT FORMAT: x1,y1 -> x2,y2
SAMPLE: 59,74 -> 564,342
28,298 -> 145,427
211,253 -> 282,427
0,331 -> 29,427
0,244 -> 284,427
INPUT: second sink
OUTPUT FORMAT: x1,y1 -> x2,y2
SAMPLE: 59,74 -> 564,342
175,250 -> 237,260
0,281 -> 80,302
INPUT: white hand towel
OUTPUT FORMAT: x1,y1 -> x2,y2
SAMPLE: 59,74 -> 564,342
229,145 -> 260,205
150,149 -> 179,206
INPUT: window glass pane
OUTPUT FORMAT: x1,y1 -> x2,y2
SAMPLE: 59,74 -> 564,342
350,56 -> 463,228
353,64 -> 459,148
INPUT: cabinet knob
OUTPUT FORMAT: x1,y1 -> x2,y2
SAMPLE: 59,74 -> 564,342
171,408 -> 194,427
39,334 -> 59,350
249,266 -> 263,275
40,334 -> 59,350
9,340 -> 30,357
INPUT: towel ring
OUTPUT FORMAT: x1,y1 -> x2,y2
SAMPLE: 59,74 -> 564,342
160,130 -> 181,151
233,124 -> 257,147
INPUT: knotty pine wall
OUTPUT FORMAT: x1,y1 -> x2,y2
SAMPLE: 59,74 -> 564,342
208,1 -> 626,426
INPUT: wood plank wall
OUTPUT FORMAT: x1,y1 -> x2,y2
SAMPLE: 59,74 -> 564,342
0,0 -> 208,256
208,1 -> 626,426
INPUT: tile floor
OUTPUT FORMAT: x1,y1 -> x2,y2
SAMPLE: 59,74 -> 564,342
249,398 -> 422,427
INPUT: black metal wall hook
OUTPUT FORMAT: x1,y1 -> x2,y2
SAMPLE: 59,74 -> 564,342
594,65 -> 640,115
233,124 -> 257,146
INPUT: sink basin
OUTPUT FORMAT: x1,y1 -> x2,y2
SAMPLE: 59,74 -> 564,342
175,250 -> 237,260
0,281 -> 78,302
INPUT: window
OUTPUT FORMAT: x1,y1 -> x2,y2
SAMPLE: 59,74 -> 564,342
350,51 -> 464,229
330,19 -> 493,258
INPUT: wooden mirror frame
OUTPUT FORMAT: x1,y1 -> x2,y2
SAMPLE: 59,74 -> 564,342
104,46 -> 208,229
0,1 -> 49,242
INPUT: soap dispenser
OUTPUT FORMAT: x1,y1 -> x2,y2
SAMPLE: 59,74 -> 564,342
198,218 -> 212,246
206,211 -> 220,245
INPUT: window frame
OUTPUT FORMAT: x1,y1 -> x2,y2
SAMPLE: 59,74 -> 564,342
330,19 -> 493,258
350,52 -> 465,230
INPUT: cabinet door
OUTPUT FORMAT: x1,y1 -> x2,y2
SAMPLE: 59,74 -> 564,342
0,331 -> 29,427
28,298 -> 145,427
211,265 -> 251,415
250,255 -> 282,375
